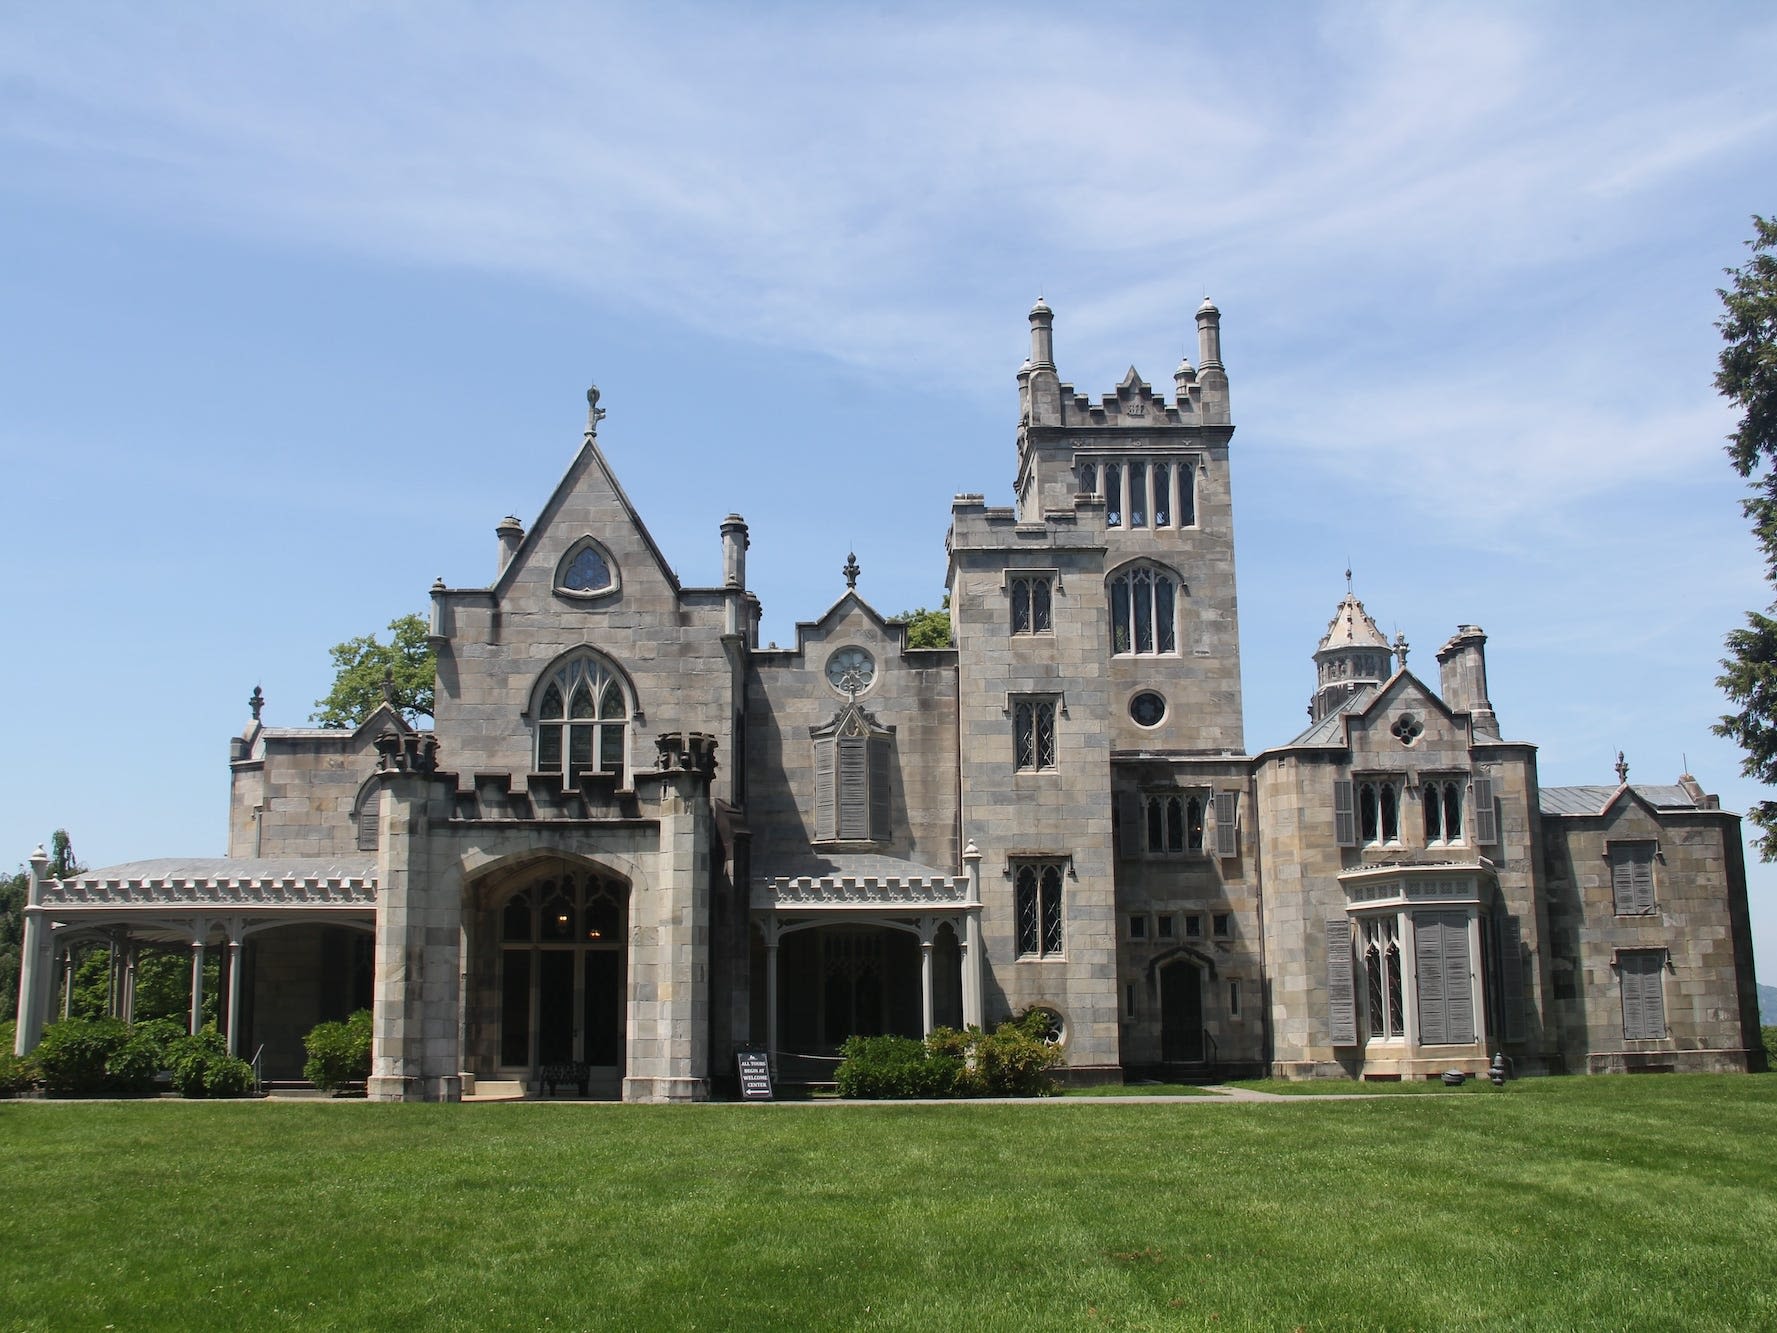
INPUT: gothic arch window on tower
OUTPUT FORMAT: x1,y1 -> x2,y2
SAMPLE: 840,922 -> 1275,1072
1109,563 -> 1180,655
1080,456 -> 1197,529
531,651 -> 630,783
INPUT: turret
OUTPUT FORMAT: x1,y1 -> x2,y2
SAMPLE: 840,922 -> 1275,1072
1436,625 -> 1499,738
1311,582 -> 1392,722
1195,297 -> 1230,426
1018,298 -> 1062,429
496,515 -> 525,574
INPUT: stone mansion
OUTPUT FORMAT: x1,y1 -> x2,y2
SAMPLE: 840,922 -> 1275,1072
13,300 -> 1766,1097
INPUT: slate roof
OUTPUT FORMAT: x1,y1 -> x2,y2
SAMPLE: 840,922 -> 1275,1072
58,857 -> 378,885
1318,593 -> 1391,652
1284,684 -> 1377,747
1538,785 -> 1699,817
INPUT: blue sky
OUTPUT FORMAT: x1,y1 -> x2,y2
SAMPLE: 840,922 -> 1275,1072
5,2 -> 1777,980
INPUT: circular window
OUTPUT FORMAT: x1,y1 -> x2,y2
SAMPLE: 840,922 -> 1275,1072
1129,691 -> 1167,727
825,645 -> 876,695
1026,1007 -> 1066,1047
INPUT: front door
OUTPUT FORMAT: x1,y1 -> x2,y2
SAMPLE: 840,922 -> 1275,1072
1160,960 -> 1204,1063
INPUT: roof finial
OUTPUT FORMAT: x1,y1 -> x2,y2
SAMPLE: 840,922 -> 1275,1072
248,684 -> 265,721
1345,563 -> 1354,596
585,384 -> 607,438
381,665 -> 397,706
1615,750 -> 1629,785
842,551 -> 860,591
1393,631 -> 1409,669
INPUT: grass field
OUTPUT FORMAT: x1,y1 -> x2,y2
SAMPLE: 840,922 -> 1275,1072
3,1075 -> 1773,1330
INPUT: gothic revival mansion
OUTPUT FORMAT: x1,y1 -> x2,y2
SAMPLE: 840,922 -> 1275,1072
13,301 -> 1765,1097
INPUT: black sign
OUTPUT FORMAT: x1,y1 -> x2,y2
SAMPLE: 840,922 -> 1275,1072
737,1050 -> 773,1100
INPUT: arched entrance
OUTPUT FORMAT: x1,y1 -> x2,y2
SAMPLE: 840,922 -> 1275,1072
1160,959 -> 1204,1063
472,862 -> 629,1092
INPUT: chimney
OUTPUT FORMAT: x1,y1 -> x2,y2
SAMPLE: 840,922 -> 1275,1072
1436,625 -> 1498,737
496,515 -> 525,574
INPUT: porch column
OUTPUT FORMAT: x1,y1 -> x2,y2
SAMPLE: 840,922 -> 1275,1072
962,842 -> 984,1029
188,939 -> 206,1034
919,921 -> 935,1038
121,942 -> 138,1024
14,846 -> 55,1055
224,937 -> 244,1055
107,937 -> 122,1018
60,949 -> 73,1019
764,922 -> 780,1077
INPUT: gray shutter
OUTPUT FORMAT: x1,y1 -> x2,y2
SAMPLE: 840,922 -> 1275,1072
1632,848 -> 1655,914
355,796 -> 380,852
1333,779 -> 1357,847
838,736 -> 868,839
1619,953 -> 1647,1040
868,736 -> 892,842
1471,777 -> 1497,845
1622,951 -> 1667,1040
1498,914 -> 1527,1043
1117,790 -> 1143,859
1214,791 -> 1239,858
1414,913 -> 1447,1044
1610,846 -> 1634,914
1442,913 -> 1476,1044
1326,917 -> 1357,1045
813,737 -> 836,840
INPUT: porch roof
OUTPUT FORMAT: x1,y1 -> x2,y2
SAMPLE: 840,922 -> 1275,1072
41,857 -> 378,908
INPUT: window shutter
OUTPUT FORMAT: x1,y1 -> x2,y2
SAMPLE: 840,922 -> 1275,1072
1333,779 -> 1357,847
1117,790 -> 1144,859
868,736 -> 892,842
1414,914 -> 1448,1044
1621,950 -> 1667,1040
1441,913 -> 1476,1044
1326,917 -> 1357,1045
837,736 -> 869,839
1632,848 -> 1655,914
1471,777 -> 1497,845
1498,914 -> 1527,1044
1610,846 -> 1633,914
813,737 -> 837,840
1214,791 -> 1239,858
355,795 -> 380,852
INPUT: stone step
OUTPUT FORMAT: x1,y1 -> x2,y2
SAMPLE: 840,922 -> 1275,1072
464,1079 -> 526,1101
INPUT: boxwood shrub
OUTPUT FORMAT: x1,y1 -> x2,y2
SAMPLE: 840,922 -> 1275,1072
165,1026 -> 256,1098
835,1012 -> 1063,1099
303,1009 -> 373,1092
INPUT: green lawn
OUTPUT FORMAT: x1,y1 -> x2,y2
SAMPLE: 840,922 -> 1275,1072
3,1076 -> 1774,1330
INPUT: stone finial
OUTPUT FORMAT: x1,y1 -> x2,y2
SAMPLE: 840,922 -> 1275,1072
1615,750 -> 1629,785
586,384 -> 607,438
842,551 -> 860,591
381,665 -> 397,706
1393,632 -> 1409,669
248,685 -> 265,721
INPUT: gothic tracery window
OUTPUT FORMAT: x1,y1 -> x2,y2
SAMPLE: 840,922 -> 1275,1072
1110,565 -> 1178,655
534,653 -> 629,783
1015,861 -> 1066,958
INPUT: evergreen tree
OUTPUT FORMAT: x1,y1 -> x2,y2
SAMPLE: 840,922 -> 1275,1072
1714,216 -> 1777,854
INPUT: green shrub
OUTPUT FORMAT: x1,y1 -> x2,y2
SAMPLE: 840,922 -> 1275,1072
303,1009 -> 373,1091
34,1016 -> 130,1096
834,1014 -> 1064,1099
165,1026 -> 255,1098
0,1038 -> 35,1097
1762,1025 -> 1776,1068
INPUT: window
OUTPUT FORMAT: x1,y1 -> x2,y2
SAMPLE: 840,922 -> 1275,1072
554,537 -> 618,597
1128,915 -> 1148,940
1110,565 -> 1178,655
1184,915 -> 1203,940
1228,980 -> 1239,1016
1361,916 -> 1406,1040
1129,691 -> 1166,726
534,653 -> 629,783
1010,575 -> 1054,634
1617,949 -> 1668,1040
1350,779 -> 1401,844
812,703 -> 894,842
1423,780 -> 1463,842
1013,698 -> 1058,771
1015,862 -> 1065,958
1212,912 -> 1232,939
1144,793 -> 1205,854
1156,914 -> 1175,940
1082,456 -> 1196,528
1126,982 -> 1138,1018
1609,841 -> 1656,916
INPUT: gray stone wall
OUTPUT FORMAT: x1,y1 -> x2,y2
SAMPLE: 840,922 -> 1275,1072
228,723 -> 383,859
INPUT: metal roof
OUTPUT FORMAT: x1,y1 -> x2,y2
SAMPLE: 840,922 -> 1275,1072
1538,785 -> 1699,817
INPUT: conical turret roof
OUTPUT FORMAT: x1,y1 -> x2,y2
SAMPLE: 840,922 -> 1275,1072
1317,592 -> 1390,654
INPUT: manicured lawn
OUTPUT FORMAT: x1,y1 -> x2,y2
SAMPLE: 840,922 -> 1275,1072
1062,1082 -> 1220,1097
1223,1076 -> 1494,1095
3,1075 -> 1774,1330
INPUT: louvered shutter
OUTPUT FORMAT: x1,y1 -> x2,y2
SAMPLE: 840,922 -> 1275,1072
1619,953 -> 1646,1039
355,794 -> 380,852
1117,790 -> 1144,859
1441,913 -> 1476,1044
1415,914 -> 1448,1044
813,738 -> 837,840
1611,846 -> 1635,914
1326,917 -> 1357,1045
1471,778 -> 1497,845
837,736 -> 869,839
1621,950 -> 1667,1040
868,736 -> 892,841
1632,848 -> 1655,914
1333,779 -> 1357,847
1214,791 -> 1239,858
1498,914 -> 1527,1043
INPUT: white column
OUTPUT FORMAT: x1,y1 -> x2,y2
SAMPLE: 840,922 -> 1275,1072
122,943 -> 138,1024
60,949 -> 73,1020
764,923 -> 780,1077
107,938 -> 121,1018
14,846 -> 54,1054
919,921 -> 935,1038
225,937 -> 244,1055
962,842 -> 985,1030
188,939 -> 207,1034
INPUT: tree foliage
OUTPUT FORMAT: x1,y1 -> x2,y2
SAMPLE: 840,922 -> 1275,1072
311,613 -> 436,728
1714,216 -> 1777,855
895,595 -> 953,649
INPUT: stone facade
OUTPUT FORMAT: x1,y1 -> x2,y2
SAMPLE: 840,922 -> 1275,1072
14,302 -> 1765,1093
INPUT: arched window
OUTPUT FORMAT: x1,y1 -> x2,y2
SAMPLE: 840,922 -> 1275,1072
533,653 -> 630,783
554,537 -> 618,597
1109,565 -> 1179,655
